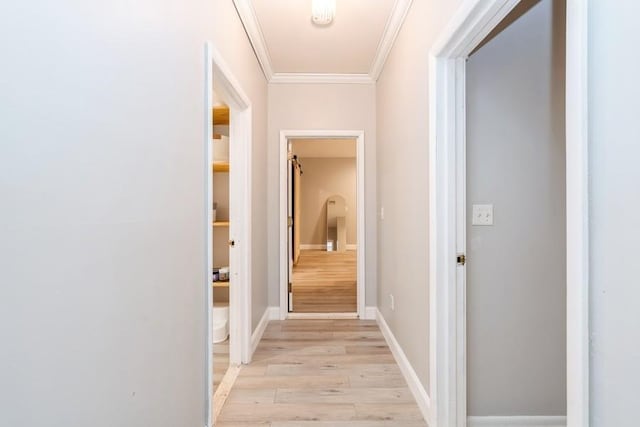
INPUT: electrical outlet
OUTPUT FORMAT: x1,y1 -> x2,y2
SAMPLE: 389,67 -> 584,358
390,294 -> 395,311
472,204 -> 494,226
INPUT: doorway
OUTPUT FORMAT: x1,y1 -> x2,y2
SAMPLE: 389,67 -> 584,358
288,139 -> 358,313
205,43 -> 253,426
279,130 -> 366,319
428,0 -> 588,425
465,0 -> 566,423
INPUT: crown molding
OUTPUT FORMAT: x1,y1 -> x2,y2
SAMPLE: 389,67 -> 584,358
232,0 -> 274,80
233,0 -> 412,84
369,0 -> 414,81
270,73 -> 374,85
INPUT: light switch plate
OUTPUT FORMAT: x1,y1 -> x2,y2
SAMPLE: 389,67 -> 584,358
472,204 -> 494,226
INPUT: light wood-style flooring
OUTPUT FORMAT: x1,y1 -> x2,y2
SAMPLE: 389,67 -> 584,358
292,250 -> 357,313
216,319 -> 427,426
214,339 -> 230,393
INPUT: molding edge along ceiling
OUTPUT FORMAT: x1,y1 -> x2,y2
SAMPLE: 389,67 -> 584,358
232,0 -> 414,84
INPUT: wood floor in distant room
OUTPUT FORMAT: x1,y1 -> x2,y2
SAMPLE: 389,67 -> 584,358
292,250 -> 357,313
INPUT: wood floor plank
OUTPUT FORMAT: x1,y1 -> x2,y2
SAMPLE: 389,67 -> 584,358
226,388 -> 277,404
217,320 -> 426,425
218,403 -> 357,422
275,387 -> 415,404
233,375 -> 350,389
354,403 -> 427,422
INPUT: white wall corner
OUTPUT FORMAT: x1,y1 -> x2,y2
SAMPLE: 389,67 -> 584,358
267,306 -> 280,320
364,306 -> 377,320
467,416 -> 567,427
376,309 -> 431,424
369,0 -> 414,81
251,306 -> 278,356
232,0 -> 274,80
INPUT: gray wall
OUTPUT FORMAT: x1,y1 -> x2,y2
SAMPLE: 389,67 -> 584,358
466,0 -> 566,416
0,0 -> 267,425
376,0 -> 463,391
298,157 -> 357,246
589,1 -> 640,425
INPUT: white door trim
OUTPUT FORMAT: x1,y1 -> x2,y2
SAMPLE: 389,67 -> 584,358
428,1 -> 589,426
279,130 -> 366,320
205,42 -> 253,427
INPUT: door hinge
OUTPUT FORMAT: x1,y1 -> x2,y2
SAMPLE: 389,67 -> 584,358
457,254 -> 466,266
288,216 -> 293,227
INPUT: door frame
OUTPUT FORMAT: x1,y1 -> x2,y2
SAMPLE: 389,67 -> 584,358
205,42 -> 253,427
279,130 -> 366,320
428,1 -> 589,426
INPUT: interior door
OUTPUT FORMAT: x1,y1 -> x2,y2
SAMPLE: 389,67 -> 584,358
293,158 -> 302,265
287,142 -> 294,312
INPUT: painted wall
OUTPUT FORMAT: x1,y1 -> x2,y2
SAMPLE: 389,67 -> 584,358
297,157 -> 357,246
589,1 -> 640,425
267,83 -> 377,306
466,0 -> 566,416
376,0 -> 463,391
0,0 -> 266,425
213,0 -> 269,332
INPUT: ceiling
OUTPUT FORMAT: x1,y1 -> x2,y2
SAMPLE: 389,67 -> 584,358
292,139 -> 356,158
234,0 -> 413,83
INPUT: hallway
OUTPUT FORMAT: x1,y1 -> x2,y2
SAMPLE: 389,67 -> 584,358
216,319 -> 426,426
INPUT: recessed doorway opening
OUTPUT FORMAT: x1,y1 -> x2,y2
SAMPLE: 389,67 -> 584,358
279,130 -> 366,320
290,139 -> 358,314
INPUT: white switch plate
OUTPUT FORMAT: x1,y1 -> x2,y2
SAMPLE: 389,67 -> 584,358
380,206 -> 385,220
472,204 -> 494,226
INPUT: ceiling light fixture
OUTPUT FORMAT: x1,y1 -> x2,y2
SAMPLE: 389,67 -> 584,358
311,0 -> 336,26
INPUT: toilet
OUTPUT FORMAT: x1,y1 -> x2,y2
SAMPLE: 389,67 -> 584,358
212,303 -> 229,343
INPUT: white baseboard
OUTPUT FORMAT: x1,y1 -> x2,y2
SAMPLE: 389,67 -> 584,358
251,307 -> 278,356
376,309 -> 431,424
467,416 -> 567,427
364,306 -> 377,320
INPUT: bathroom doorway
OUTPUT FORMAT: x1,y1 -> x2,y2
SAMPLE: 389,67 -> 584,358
279,131 -> 366,319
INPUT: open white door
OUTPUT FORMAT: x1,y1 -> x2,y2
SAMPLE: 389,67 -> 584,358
287,141 -> 294,312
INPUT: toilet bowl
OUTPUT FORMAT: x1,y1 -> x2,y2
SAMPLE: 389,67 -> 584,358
212,303 -> 229,343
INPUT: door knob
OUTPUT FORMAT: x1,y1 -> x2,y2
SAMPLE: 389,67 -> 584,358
228,239 -> 235,248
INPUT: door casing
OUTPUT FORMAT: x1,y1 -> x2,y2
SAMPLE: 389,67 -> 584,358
205,42 -> 253,427
428,0 -> 589,426
279,130 -> 366,320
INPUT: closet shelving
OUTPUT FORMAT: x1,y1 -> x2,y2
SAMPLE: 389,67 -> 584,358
212,105 -> 230,291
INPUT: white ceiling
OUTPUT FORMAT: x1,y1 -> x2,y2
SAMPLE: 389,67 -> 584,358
292,139 -> 356,158
234,0 -> 413,82
251,0 -> 396,74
